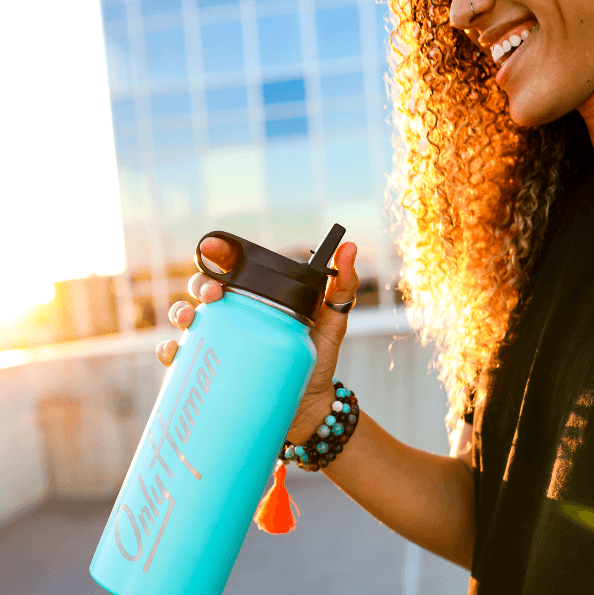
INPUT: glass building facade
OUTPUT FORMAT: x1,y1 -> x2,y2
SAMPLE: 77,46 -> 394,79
101,0 -> 399,331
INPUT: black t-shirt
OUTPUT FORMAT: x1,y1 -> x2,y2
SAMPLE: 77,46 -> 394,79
469,124 -> 594,594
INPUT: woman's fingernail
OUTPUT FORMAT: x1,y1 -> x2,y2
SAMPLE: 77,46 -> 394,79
199,282 -> 214,301
176,306 -> 190,324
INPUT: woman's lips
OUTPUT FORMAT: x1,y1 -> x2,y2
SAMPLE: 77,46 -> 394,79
491,20 -> 537,66
495,23 -> 538,88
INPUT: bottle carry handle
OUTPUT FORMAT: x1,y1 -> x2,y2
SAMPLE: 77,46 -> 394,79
195,225 -> 345,319
195,231 -> 312,288
195,231 -> 248,285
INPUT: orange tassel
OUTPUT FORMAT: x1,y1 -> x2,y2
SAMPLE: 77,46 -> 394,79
254,463 -> 300,534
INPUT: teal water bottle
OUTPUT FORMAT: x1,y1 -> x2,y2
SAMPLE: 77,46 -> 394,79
89,224 -> 346,595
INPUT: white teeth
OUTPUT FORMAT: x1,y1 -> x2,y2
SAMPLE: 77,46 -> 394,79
491,27 -> 534,63
492,44 -> 504,61
509,34 -> 522,47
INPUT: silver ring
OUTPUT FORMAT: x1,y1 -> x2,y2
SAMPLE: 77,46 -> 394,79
469,1 -> 476,16
323,296 -> 356,314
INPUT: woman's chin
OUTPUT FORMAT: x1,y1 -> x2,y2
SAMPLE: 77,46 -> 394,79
509,105 -> 559,129
508,93 -> 577,129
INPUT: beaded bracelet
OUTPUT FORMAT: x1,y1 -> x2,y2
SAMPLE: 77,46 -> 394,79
279,380 -> 359,472
253,380 -> 359,533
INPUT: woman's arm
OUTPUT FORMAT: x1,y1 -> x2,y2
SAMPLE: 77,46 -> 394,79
290,395 -> 475,570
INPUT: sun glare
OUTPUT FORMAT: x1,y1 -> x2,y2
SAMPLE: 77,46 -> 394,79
0,0 -> 126,330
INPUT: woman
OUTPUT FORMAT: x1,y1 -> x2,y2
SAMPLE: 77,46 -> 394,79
157,1 -> 594,592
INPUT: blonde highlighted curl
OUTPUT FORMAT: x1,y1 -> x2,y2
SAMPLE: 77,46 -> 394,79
383,0 -> 568,429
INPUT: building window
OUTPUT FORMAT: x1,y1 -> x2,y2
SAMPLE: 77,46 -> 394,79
262,78 -> 306,104
142,0 -> 182,17
151,92 -> 192,119
206,86 -> 250,145
265,117 -> 307,139
198,0 -> 238,7
258,14 -> 302,68
145,29 -> 188,83
263,78 -> 307,140
112,98 -> 136,122
103,4 -> 125,21
201,22 -> 244,74
113,124 -> 139,156
104,36 -> 133,96
206,86 -> 248,110
153,128 -> 195,152
320,71 -> 364,98
316,6 -> 362,61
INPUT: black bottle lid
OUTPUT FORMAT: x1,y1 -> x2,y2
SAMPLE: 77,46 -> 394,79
195,224 -> 346,324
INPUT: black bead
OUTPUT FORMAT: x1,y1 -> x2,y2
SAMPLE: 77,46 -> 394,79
350,405 -> 359,415
318,457 -> 329,468
345,424 -> 354,435
333,382 -> 344,389
327,435 -> 336,444
325,452 -> 336,462
338,412 -> 347,422
305,440 -> 314,450
332,444 -> 343,454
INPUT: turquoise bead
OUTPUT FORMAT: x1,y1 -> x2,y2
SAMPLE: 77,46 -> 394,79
325,415 -> 336,427
317,424 -> 331,438
285,446 -> 296,460
342,403 -> 351,413
300,453 -> 310,463
336,388 -> 347,398
295,445 -> 305,457
316,441 -> 329,454
332,423 -> 344,436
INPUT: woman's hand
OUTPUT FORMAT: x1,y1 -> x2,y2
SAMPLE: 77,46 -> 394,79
157,236 -> 359,443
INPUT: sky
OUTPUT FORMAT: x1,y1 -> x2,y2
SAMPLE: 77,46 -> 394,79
0,0 -> 126,325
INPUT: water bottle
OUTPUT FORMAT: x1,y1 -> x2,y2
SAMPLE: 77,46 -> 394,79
90,224 -> 346,595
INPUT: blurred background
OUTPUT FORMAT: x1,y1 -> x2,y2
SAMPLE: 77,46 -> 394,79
0,0 -> 470,593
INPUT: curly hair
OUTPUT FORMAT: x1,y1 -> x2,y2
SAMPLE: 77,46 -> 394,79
384,0 -> 570,430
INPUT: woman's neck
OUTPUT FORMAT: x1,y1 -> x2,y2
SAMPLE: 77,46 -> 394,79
578,94 -> 594,148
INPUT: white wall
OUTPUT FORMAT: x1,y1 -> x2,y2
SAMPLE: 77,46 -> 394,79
0,308 -> 450,524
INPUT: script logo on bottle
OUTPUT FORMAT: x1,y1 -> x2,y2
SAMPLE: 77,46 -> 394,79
113,337 -> 220,572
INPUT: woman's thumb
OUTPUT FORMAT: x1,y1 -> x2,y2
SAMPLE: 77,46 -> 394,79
326,242 -> 359,305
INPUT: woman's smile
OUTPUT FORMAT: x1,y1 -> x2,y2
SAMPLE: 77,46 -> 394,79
450,0 -> 594,131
